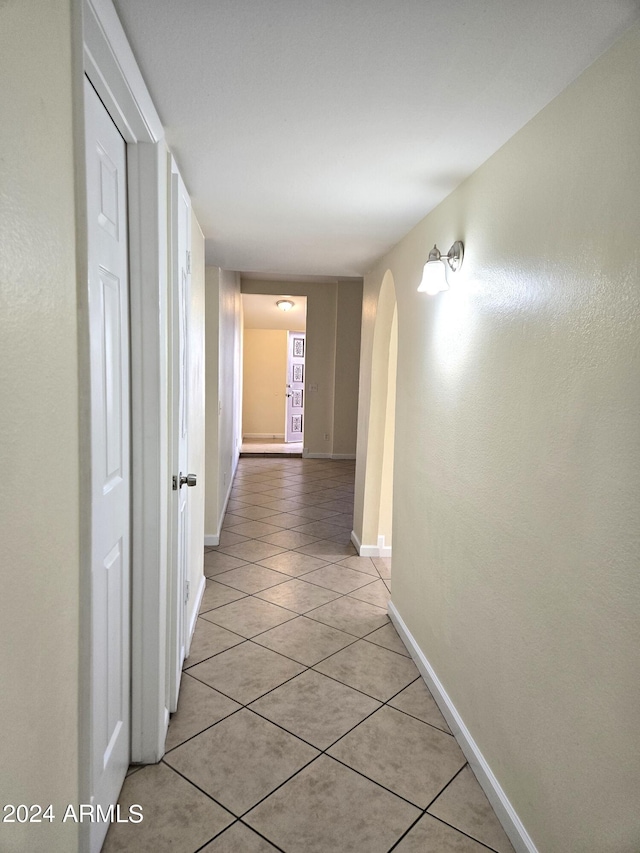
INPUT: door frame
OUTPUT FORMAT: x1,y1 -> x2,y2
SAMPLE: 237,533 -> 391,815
285,331 -> 306,443
81,0 -> 170,808
167,160 -> 192,711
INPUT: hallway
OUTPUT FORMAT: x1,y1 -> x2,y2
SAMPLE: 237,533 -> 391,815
104,457 -> 514,852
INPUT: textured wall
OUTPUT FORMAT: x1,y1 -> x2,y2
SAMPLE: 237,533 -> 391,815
204,267 -> 243,540
358,24 -> 640,852
218,270 -> 242,510
204,267 -> 221,537
333,283 -> 363,455
0,2 -> 81,850
354,271 -> 397,547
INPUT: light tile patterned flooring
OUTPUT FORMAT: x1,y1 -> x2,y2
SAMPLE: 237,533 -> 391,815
104,457 -> 515,853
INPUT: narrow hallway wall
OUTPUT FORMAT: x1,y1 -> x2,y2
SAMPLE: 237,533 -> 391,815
0,2 -> 82,850
354,271 -> 397,554
357,23 -> 640,853
204,267 -> 242,544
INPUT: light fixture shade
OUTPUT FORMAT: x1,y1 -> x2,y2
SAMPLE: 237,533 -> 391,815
417,241 -> 463,294
276,299 -> 295,311
417,260 -> 449,295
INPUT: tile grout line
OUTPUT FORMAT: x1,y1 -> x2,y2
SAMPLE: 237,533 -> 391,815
166,458 -> 442,852
167,678 -> 455,829
425,812 -> 507,853
178,637 -> 439,758
190,581 -> 402,687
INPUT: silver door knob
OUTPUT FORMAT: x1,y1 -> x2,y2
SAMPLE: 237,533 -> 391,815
180,473 -> 197,487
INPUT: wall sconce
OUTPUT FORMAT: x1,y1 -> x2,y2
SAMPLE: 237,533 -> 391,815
417,241 -> 464,295
276,299 -> 295,311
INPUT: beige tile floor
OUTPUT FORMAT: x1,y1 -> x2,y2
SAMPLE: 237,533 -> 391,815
104,457 -> 515,853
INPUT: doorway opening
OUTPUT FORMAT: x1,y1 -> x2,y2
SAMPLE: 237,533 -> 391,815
241,293 -> 307,455
354,270 -> 397,556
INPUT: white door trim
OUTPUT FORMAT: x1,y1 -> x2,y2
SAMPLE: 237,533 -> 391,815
167,160 -> 192,712
82,0 -> 169,792
83,0 -> 163,145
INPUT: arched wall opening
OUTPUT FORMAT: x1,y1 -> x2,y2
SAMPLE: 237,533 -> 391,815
377,305 -> 397,550
354,269 -> 398,556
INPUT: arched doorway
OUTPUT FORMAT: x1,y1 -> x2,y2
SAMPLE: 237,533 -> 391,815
353,270 -> 397,556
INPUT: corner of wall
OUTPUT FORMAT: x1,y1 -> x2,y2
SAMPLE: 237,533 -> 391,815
204,266 -> 221,540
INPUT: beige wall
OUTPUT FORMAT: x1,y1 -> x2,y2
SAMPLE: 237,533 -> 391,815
241,280 -> 362,457
378,307 -> 397,547
357,24 -> 640,852
204,267 -> 242,541
333,284 -> 363,455
218,269 -> 242,519
204,267 -> 221,537
243,330 -> 288,437
354,271 -> 397,548
0,2 -> 82,850
187,214 -> 206,627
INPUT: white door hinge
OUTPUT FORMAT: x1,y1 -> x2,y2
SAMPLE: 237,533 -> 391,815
185,580 -> 190,605
186,250 -> 191,274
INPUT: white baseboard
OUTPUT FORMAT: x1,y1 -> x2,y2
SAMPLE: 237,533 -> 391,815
388,602 -> 538,853
243,433 -> 285,439
204,534 -> 219,546
377,535 -> 392,558
219,467 -> 234,529
351,529 -> 362,553
304,452 -> 356,460
351,530 -> 392,558
185,575 -> 206,657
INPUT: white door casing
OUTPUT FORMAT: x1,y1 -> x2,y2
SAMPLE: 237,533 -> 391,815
168,162 -> 192,712
286,332 -> 305,443
85,77 -> 130,853
83,0 -> 171,771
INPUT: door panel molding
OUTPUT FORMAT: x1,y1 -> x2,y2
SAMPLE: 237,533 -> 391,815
286,331 -> 305,443
85,77 -> 130,853
168,162 -> 192,712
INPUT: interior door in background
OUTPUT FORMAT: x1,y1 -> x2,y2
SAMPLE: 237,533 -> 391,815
168,161 -> 192,713
84,77 -> 130,853
286,331 -> 305,443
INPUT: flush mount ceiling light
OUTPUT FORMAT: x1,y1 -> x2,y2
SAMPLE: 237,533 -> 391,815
417,241 -> 464,295
276,299 -> 295,311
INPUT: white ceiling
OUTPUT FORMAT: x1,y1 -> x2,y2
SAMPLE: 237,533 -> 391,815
112,0 -> 638,277
243,293 -> 307,330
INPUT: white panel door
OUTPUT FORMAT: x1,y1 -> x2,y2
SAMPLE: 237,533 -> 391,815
168,163 -> 192,712
286,332 -> 305,443
84,78 -> 130,853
